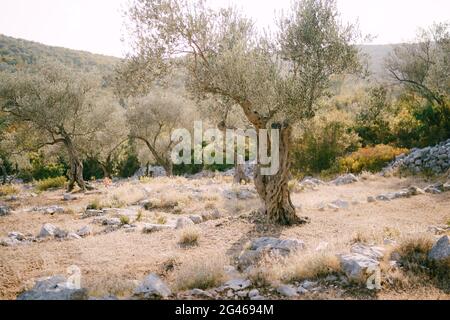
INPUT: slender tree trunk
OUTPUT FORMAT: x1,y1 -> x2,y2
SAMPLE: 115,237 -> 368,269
254,124 -> 308,225
63,138 -> 86,192
163,160 -> 173,177
100,163 -> 112,179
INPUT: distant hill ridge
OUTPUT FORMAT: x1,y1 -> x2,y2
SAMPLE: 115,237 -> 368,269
0,34 -> 394,77
0,34 -> 120,74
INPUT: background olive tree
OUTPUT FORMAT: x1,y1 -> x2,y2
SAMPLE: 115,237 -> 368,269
0,62 -> 112,191
126,90 -> 191,176
123,0 -> 361,225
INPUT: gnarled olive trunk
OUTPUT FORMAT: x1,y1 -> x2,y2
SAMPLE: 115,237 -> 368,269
254,124 -> 308,225
63,137 -> 86,192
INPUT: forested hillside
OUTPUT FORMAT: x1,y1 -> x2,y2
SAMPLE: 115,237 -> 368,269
0,34 -> 120,74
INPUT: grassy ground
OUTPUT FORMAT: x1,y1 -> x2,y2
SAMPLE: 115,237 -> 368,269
0,174 -> 449,300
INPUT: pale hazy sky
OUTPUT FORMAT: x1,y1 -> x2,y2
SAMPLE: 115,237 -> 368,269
0,0 -> 449,57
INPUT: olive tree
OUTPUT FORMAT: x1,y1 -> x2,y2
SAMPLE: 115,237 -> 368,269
124,0 -> 360,225
386,23 -> 449,109
0,62 -> 108,191
81,96 -> 128,178
126,90 -> 189,176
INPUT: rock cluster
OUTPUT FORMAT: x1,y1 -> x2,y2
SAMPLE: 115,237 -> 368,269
339,244 -> 386,280
133,273 -> 172,299
299,177 -> 326,190
386,139 -> 450,174
0,231 -> 34,247
371,183 -> 449,203
17,275 -> 88,300
29,206 -> 65,215
238,237 -> 305,270
331,174 -> 359,186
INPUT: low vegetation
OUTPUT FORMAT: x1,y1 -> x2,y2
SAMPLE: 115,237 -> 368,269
178,226 -> 200,247
174,254 -> 227,291
35,176 -> 67,191
339,145 -> 408,174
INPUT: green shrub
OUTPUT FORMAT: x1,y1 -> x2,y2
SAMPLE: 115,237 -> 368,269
28,153 -> 67,180
36,176 -> 67,191
118,153 -> 140,178
354,86 -> 394,146
339,145 -> 408,174
292,111 -> 361,175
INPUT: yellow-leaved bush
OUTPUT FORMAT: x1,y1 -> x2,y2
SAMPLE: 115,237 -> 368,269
339,145 -> 408,174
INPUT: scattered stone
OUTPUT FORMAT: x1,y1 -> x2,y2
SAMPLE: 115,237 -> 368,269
8,231 -> 25,241
331,174 -> 358,186
63,194 -> 77,201
376,194 -> 391,202
17,275 -> 88,300
299,177 -> 325,189
189,288 -> 213,299
0,205 -> 11,216
277,285 -> 297,297
102,218 -> 121,226
367,196 -> 376,203
408,186 -> 425,195
428,236 -> 450,261
67,233 -> 82,240
82,209 -> 104,219
142,224 -> 173,234
340,253 -> 379,280
424,186 -> 442,194
350,243 -> 385,261
39,223 -> 58,238
175,217 -> 195,229
248,289 -> 260,298
236,290 -> 249,298
189,215 -> 203,224
330,199 -> 350,209
249,237 -> 306,255
43,206 -> 65,215
76,226 -> 92,237
297,287 -> 308,295
300,280 -> 318,290
443,182 -> 450,192
224,279 -> 252,291
133,273 -> 171,299
327,203 -> 340,211
238,237 -> 305,270
250,295 -> 266,300
54,228 -> 69,239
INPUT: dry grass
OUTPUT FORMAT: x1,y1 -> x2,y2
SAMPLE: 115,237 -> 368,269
0,175 -> 449,299
174,253 -> 227,291
0,184 -> 20,196
178,226 -> 200,247
283,251 -> 342,282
